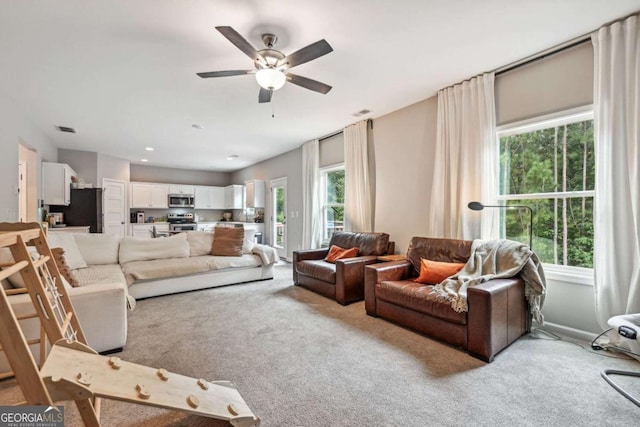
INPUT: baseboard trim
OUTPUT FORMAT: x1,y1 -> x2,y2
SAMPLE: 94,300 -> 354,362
538,321 -> 598,342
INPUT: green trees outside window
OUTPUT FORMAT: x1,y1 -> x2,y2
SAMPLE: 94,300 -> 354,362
322,168 -> 345,241
499,116 -> 594,268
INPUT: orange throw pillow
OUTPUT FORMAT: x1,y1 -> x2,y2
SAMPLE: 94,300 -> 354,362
324,245 -> 359,263
413,258 -> 465,285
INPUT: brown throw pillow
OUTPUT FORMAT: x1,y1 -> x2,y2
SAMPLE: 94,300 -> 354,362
324,245 -> 359,263
51,247 -> 80,287
211,227 -> 245,257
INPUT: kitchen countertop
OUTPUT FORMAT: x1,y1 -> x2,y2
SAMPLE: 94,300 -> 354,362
198,221 -> 263,224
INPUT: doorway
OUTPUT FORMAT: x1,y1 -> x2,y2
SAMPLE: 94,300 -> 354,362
102,178 -> 127,237
18,161 -> 27,222
270,177 -> 287,259
18,142 -> 38,222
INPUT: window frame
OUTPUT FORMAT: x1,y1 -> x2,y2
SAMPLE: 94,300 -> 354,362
320,163 -> 345,245
495,105 -> 595,285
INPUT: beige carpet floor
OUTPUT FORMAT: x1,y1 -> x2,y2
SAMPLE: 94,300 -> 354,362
2,262 -> 639,426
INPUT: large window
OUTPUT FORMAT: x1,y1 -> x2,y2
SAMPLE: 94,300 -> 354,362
497,108 -> 594,269
320,165 -> 345,242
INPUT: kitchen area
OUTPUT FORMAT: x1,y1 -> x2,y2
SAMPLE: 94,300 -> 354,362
39,160 -> 266,242
129,180 -> 266,241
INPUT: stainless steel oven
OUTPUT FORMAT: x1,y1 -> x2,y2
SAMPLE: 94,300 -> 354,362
167,213 -> 197,232
169,223 -> 197,232
168,194 -> 195,208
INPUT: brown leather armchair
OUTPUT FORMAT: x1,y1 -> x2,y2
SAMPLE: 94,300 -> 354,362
364,236 -> 530,362
293,232 -> 395,305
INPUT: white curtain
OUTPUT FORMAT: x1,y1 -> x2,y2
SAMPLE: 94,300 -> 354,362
344,120 -> 372,232
592,14 -> 640,329
427,73 -> 498,240
302,139 -> 322,248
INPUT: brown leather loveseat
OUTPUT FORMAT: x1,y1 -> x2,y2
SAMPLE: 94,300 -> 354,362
293,232 -> 394,305
364,237 -> 530,362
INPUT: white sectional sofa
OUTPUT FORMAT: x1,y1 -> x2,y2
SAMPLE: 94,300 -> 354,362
1,230 -> 278,374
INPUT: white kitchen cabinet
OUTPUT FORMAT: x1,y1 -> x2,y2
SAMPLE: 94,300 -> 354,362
245,180 -> 265,208
130,182 -> 169,208
42,162 -> 77,206
224,185 -> 244,209
194,186 -> 225,209
130,223 -> 169,238
168,184 -> 195,195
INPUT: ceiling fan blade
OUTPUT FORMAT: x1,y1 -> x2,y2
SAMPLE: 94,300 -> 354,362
258,88 -> 272,103
280,39 -> 333,69
215,26 -> 266,64
286,73 -> 332,94
197,70 -> 254,78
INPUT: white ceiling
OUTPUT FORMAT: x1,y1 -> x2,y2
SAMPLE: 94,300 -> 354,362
1,1 -> 638,172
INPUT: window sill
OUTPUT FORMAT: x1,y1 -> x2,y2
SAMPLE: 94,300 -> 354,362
542,263 -> 594,286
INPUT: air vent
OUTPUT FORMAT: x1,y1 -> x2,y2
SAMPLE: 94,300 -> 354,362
57,126 -> 76,133
352,109 -> 371,117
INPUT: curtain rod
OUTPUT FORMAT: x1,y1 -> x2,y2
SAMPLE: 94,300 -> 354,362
318,119 -> 373,142
319,130 -> 343,142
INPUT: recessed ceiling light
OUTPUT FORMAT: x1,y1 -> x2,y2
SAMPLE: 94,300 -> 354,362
226,155 -> 239,160
192,124 -> 203,129
141,159 -> 149,162
145,147 -> 154,151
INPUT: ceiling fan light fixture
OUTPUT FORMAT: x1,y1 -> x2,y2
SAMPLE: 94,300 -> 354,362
255,68 -> 286,91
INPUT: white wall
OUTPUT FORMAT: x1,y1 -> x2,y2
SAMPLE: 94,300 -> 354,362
58,149 -> 98,185
231,147 -> 302,260
130,164 -> 229,186
97,153 -> 130,183
372,96 -> 438,254
0,91 -> 57,221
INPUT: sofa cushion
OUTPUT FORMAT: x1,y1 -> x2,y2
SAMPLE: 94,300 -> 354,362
46,233 -> 88,270
407,237 -> 472,276
0,247 -> 42,288
296,260 -> 336,283
414,258 -> 465,285
211,227 -> 244,256
73,264 -> 127,287
186,231 -> 215,257
329,232 -> 390,256
376,280 -> 467,325
122,257 -> 212,284
119,233 -> 190,264
201,254 -> 262,270
324,245 -> 359,263
73,233 -> 120,265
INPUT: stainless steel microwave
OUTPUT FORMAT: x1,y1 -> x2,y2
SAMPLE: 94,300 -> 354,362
168,194 -> 195,208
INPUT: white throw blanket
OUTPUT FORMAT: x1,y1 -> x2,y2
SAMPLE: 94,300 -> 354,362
252,244 -> 279,265
431,239 -> 546,324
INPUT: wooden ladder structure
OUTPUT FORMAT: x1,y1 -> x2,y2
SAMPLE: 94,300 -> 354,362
0,224 -> 260,427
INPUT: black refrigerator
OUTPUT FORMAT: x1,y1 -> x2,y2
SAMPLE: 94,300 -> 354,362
50,188 -> 103,233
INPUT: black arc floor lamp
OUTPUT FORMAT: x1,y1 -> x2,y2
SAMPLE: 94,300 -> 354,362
468,201 -> 534,249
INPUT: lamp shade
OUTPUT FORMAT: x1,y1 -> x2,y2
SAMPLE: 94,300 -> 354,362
468,201 -> 484,211
255,69 -> 286,91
